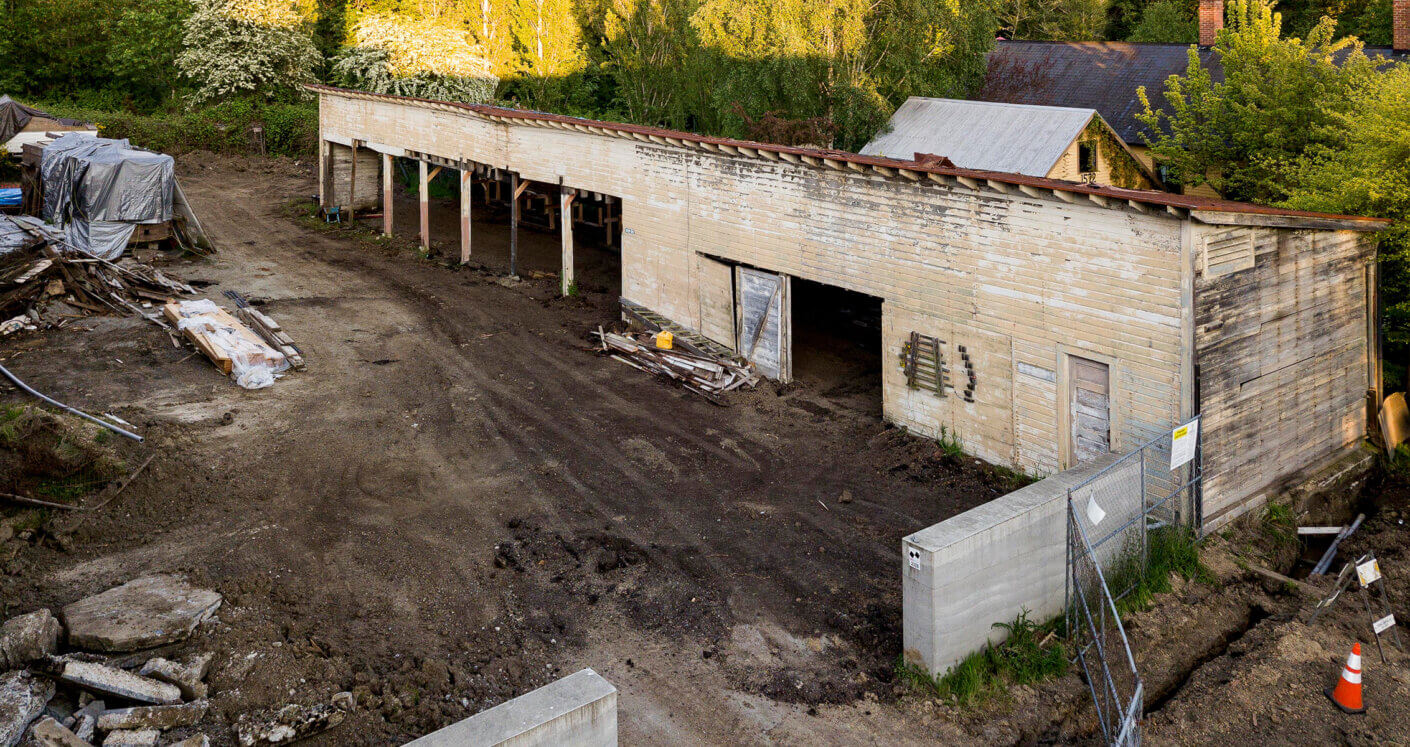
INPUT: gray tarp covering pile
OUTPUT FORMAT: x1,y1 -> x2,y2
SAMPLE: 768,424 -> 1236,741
40,133 -> 174,259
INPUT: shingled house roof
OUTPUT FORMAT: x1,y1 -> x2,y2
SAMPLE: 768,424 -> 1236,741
978,40 -> 1409,146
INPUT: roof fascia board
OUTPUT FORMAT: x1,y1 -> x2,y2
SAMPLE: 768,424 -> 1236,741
1189,210 -> 1384,232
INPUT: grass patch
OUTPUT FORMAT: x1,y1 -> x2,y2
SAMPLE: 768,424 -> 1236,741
1107,526 -> 1213,616
935,425 -> 964,459
896,610 -> 1067,705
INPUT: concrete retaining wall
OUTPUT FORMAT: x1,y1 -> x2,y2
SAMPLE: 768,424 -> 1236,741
405,668 -> 616,746
901,454 -> 1122,677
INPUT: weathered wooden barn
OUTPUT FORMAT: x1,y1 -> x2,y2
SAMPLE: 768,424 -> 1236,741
311,84 -> 1386,527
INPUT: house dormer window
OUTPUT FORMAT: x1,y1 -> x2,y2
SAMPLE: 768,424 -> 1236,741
1078,141 -> 1098,174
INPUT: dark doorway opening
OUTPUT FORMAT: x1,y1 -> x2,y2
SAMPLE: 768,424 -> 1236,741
789,277 -> 883,417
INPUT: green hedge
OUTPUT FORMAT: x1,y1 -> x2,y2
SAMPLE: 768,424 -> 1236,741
30,99 -> 318,158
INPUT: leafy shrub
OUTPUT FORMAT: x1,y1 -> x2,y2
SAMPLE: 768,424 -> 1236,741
331,13 -> 497,103
31,100 -> 318,158
177,0 -> 322,106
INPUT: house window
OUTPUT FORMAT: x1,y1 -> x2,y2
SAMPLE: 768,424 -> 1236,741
1078,141 -> 1098,174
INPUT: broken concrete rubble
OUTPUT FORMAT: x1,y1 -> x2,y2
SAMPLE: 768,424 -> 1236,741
136,653 -> 211,700
0,671 -> 54,747
23,716 -> 89,747
61,576 -> 221,653
41,658 -> 181,705
234,696 -> 352,746
0,610 -> 60,669
95,701 -> 206,732
64,697 -> 102,743
166,737 -> 209,747
99,729 -> 157,747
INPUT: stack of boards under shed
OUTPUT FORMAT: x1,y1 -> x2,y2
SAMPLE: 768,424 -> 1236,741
595,329 -> 758,403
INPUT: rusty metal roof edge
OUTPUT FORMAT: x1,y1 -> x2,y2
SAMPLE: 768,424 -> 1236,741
305,84 -> 1390,231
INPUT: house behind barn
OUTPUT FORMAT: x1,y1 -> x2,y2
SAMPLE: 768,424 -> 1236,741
312,85 -> 1385,528
860,98 -> 1158,190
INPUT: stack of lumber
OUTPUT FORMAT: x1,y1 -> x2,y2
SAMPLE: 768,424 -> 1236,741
232,305 -> 304,370
1,215 -> 195,334
163,299 -> 287,388
595,329 -> 758,402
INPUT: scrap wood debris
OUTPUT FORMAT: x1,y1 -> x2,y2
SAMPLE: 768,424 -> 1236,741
594,328 -> 758,402
0,215 -> 195,335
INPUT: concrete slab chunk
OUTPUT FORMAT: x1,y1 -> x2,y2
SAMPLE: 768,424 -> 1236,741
405,668 -> 616,747
136,654 -> 210,700
62,576 -> 221,653
24,716 -> 91,747
96,701 -> 207,732
48,659 -> 182,705
0,671 -> 54,747
1,610 -> 61,670
168,737 -> 209,747
100,730 -> 158,747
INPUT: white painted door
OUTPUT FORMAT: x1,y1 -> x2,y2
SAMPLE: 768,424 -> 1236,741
1069,356 -> 1111,464
735,267 -> 789,381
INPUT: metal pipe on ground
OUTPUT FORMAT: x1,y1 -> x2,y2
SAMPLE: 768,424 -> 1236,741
0,363 -> 143,442
1311,513 -> 1366,576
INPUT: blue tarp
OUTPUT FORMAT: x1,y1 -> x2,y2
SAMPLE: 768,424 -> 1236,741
0,188 -> 19,208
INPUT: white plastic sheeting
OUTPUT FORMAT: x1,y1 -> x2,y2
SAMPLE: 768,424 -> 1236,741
171,299 -> 289,389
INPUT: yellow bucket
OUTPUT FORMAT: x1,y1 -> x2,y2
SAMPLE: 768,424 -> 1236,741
655,330 -> 674,350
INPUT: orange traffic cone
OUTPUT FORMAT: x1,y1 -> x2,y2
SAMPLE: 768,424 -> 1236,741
1326,642 -> 1367,714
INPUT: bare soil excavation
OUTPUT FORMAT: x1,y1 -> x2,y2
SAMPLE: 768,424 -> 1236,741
0,157 -> 1021,744
4,156 -> 1409,745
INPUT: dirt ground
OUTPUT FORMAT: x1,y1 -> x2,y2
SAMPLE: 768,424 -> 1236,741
4,156 -> 1409,745
0,157 -> 1022,744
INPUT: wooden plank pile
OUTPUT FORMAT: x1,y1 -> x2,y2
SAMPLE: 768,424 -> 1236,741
232,305 -> 304,370
1,215 -> 196,334
595,328 -> 758,402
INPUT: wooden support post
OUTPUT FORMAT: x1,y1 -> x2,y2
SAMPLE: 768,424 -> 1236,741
418,159 -> 430,251
510,172 -> 520,277
348,141 -> 357,222
382,152 -> 393,237
318,141 -> 331,208
460,168 -> 472,264
560,187 -> 575,296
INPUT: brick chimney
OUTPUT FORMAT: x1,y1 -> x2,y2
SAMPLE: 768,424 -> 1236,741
1395,0 -> 1409,53
1199,0 -> 1224,47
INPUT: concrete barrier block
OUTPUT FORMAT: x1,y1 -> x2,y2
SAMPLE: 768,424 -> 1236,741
902,453 -> 1123,677
405,668 -> 616,747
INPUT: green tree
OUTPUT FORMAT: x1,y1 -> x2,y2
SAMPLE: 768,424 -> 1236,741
508,0 -> 590,107
331,12 -> 498,102
995,0 -> 1109,41
1283,65 -> 1410,373
177,0 -> 324,105
1136,0 -> 1378,202
1125,0 -> 1197,42
0,0 -> 130,97
107,0 -> 193,105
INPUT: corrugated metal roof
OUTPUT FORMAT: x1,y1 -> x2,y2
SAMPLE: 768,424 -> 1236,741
307,84 -> 1389,229
859,98 -> 1095,176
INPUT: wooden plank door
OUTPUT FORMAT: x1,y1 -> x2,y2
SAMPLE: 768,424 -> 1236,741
1069,356 -> 1111,465
735,267 -> 789,381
